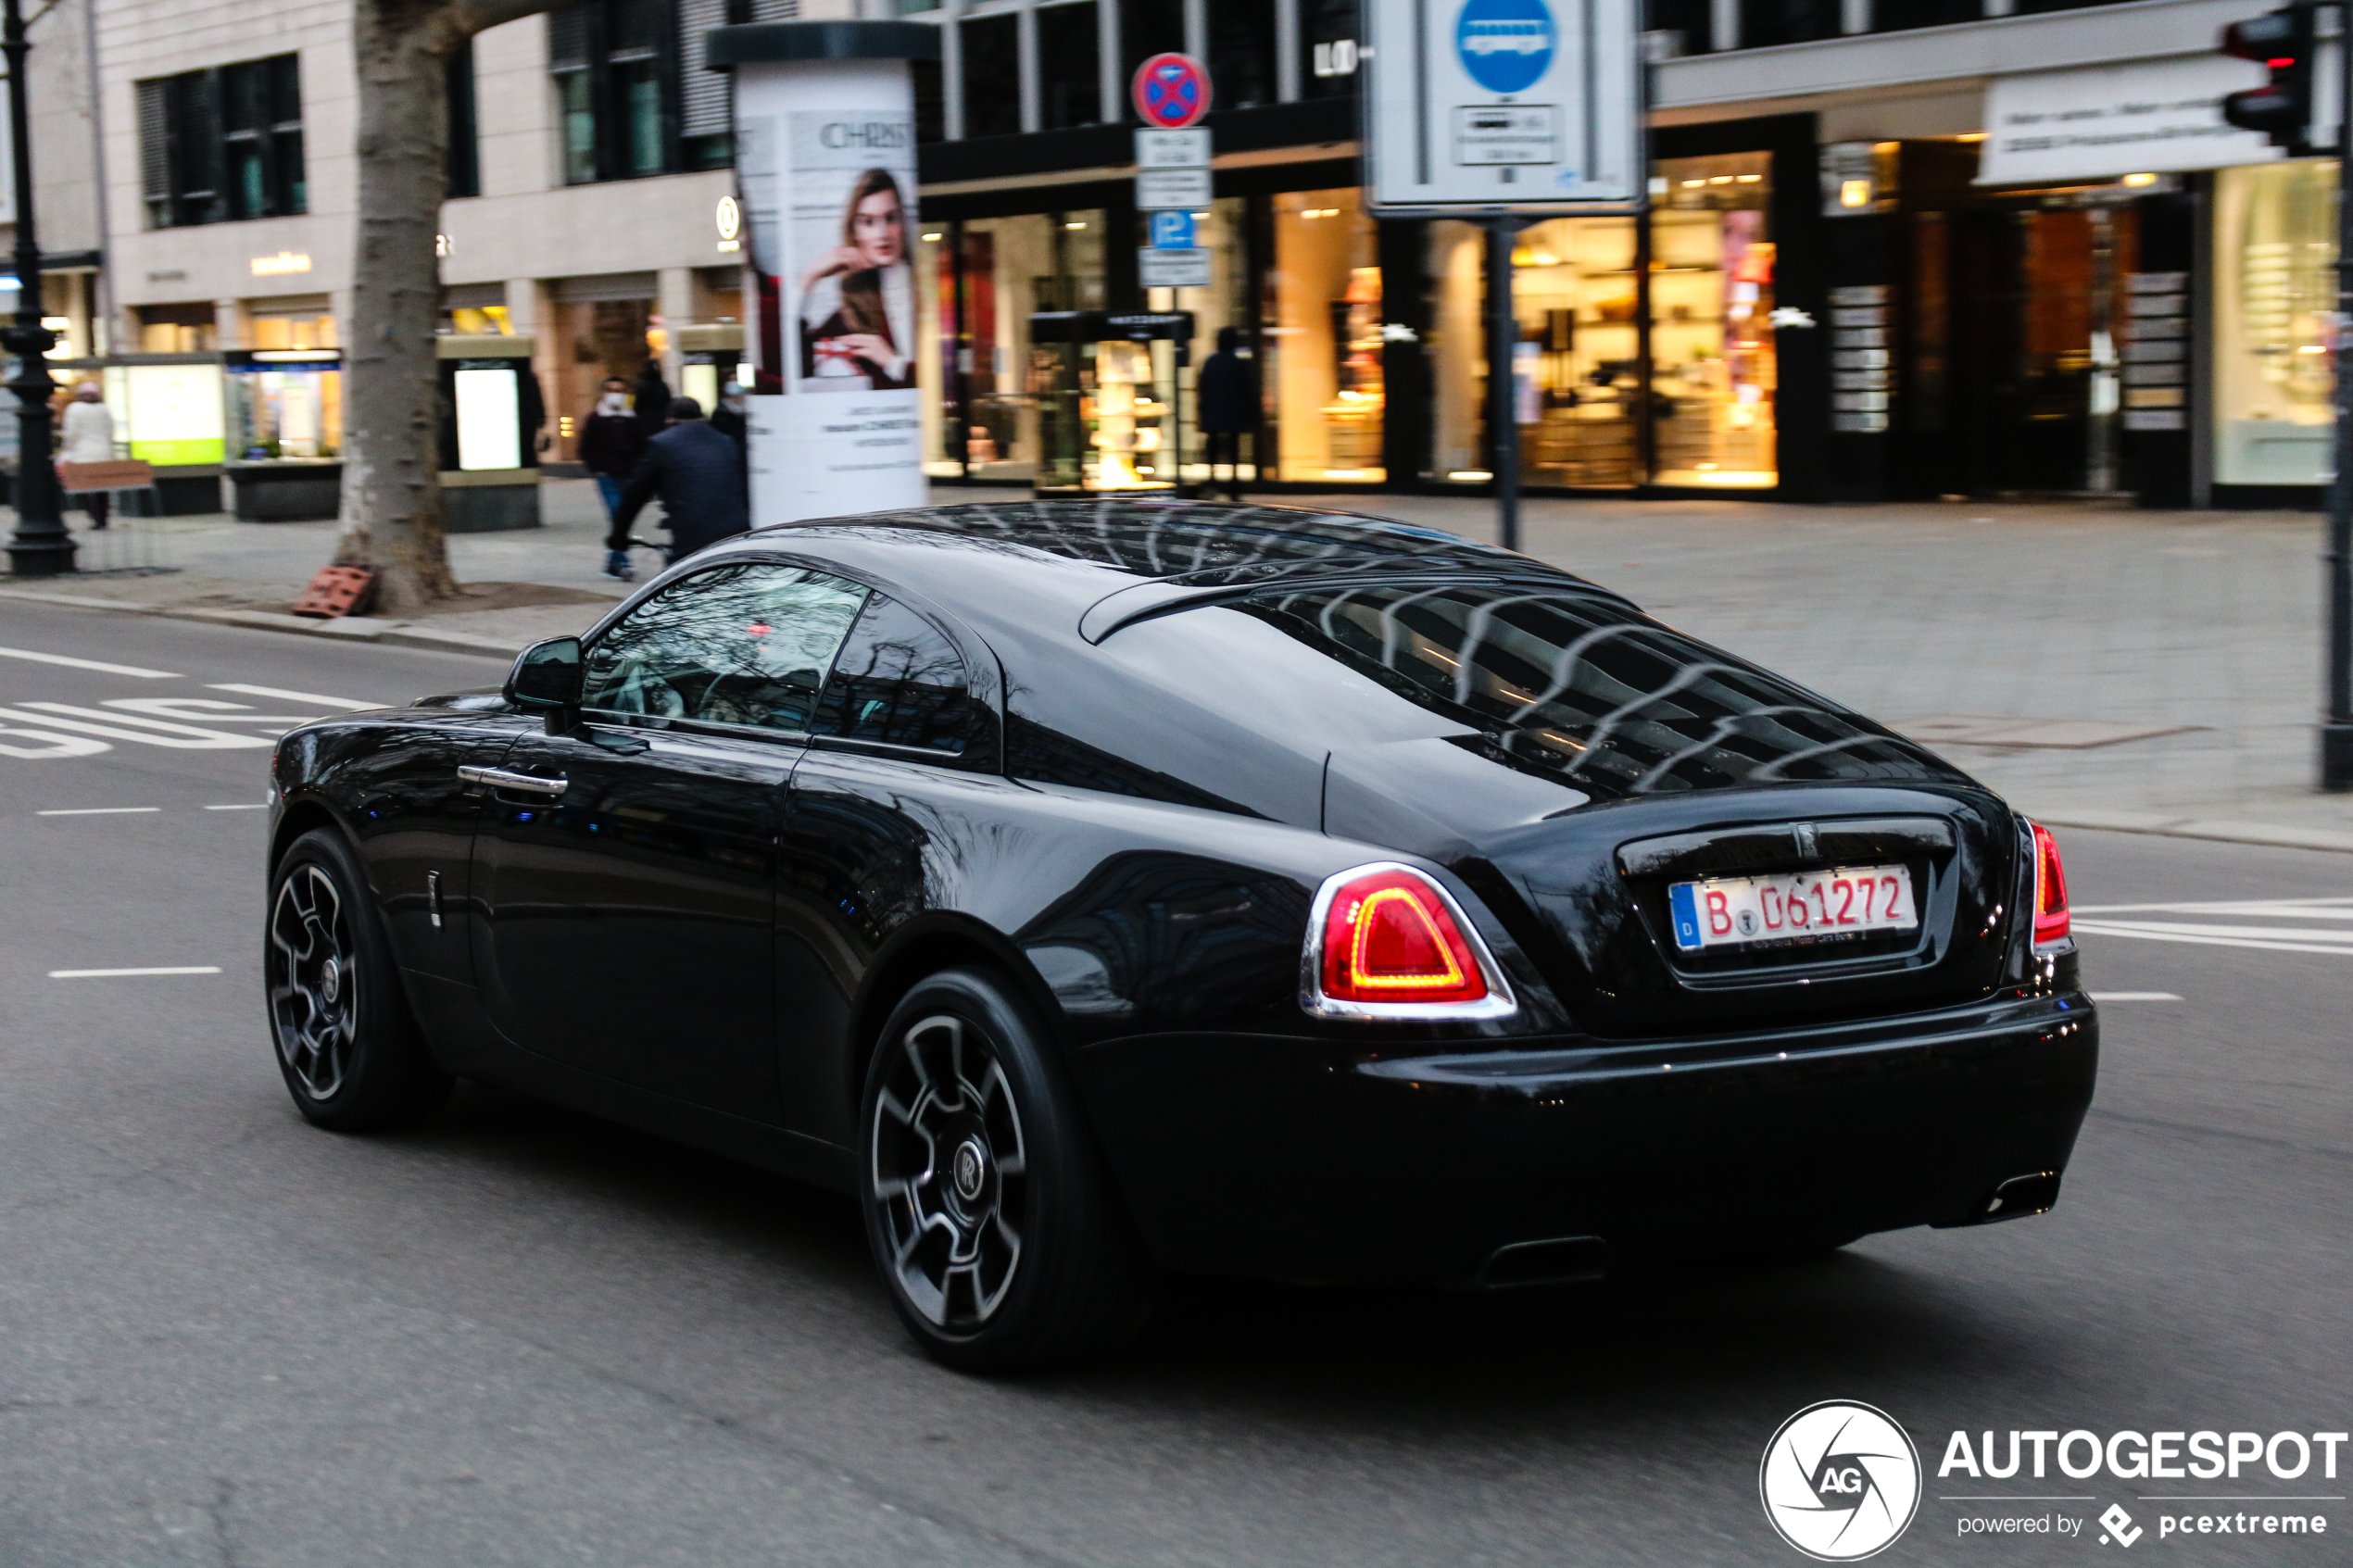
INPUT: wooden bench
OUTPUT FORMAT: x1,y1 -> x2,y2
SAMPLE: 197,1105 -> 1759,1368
55,459 -> 157,494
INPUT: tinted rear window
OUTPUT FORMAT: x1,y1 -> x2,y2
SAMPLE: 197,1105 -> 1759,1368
1229,583 -> 1968,796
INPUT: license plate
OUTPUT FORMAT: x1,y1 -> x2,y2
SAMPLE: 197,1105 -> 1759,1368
1667,864 -> 1917,951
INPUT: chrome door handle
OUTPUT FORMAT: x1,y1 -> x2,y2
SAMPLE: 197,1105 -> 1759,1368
459,765 -> 568,797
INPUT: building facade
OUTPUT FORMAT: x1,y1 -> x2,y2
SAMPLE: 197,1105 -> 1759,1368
903,0 -> 2333,508
5,0 -> 2334,511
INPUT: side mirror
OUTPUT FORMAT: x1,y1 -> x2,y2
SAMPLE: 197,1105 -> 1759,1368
506,636 -> 583,727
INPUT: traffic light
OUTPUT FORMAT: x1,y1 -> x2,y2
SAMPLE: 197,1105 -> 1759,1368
2220,5 -> 2318,152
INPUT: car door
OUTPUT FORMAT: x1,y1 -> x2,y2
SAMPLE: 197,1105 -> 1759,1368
469,560 -> 870,1123
773,589 -> 1006,1148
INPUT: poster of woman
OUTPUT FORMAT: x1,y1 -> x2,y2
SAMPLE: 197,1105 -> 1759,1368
797,168 -> 915,391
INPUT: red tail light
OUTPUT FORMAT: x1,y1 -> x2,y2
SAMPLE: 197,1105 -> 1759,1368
2029,821 -> 2070,948
1306,864 -> 1514,1017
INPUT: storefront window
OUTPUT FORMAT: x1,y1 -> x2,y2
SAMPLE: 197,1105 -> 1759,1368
1265,188 -> 1384,483
2215,159 -> 2337,486
248,312 -> 338,350
922,225 -> 954,476
1427,220 -> 1487,481
1141,196 -> 1251,484
1651,152 -> 1776,487
228,358 -> 342,459
934,211 -> 1106,482
1512,217 -> 1641,487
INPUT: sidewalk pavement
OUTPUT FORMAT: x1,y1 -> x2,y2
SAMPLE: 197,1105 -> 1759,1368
5,482 -> 2349,853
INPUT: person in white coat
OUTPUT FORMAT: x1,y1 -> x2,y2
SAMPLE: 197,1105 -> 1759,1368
59,383 -> 118,530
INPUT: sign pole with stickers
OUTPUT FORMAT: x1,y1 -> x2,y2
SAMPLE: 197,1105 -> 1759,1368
1364,0 -> 1643,549
707,20 -> 940,525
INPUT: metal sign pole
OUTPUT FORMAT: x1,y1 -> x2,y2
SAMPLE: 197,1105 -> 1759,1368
2328,0 -> 2353,786
1487,219 -> 1521,553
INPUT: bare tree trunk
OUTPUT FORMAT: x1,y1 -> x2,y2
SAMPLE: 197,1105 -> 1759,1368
338,0 -> 552,614
338,0 -> 463,613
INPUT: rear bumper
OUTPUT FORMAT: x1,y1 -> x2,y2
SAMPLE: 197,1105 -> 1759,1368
1072,993 -> 2098,1284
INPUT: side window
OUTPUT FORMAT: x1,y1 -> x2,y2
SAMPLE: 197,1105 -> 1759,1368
581,562 -> 869,734
812,594 -> 987,755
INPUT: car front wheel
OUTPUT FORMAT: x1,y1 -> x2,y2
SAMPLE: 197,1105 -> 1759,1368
860,966 -> 1155,1372
266,828 -> 449,1131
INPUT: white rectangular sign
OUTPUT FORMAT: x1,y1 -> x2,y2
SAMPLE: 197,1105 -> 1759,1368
735,58 -> 925,525
452,368 -> 522,470
1136,167 -> 1214,209
1139,247 -> 1213,288
1977,54 -> 2294,185
1365,0 -> 1644,214
1135,128 -> 1212,168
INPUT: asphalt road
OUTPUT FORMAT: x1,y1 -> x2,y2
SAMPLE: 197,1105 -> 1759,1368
0,597 -> 2346,1567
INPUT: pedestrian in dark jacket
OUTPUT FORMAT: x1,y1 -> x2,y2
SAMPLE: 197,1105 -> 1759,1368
1195,326 -> 1257,501
629,362 -> 672,446
605,396 -> 750,575
577,377 -> 642,519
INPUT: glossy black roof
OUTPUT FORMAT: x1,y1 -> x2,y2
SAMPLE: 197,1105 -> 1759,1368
736,498 -> 1603,596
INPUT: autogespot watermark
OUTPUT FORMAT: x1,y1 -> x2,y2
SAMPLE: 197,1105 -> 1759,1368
1761,1406 -> 2347,1556
1760,1400 -> 1924,1561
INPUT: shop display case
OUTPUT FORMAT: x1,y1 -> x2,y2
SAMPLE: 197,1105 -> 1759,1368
226,348 -> 344,521
1030,310 -> 1192,495
435,334 -> 546,533
44,354 -> 227,515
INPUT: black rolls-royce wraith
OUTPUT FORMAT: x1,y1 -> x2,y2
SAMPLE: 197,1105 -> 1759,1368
264,502 -> 2095,1370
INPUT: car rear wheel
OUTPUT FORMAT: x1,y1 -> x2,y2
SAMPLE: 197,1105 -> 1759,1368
860,966 -> 1156,1372
266,828 -> 449,1131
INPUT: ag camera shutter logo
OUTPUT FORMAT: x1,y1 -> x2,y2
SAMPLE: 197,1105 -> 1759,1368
1760,1400 -> 1922,1561
1454,0 -> 1554,94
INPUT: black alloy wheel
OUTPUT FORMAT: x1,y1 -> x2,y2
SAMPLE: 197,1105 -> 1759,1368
860,967 -> 1156,1372
266,829 -> 449,1131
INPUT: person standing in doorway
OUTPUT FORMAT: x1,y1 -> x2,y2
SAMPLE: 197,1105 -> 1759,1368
630,361 -> 672,447
579,378 -> 642,521
710,380 -> 750,495
1195,327 -> 1257,502
60,383 -> 118,530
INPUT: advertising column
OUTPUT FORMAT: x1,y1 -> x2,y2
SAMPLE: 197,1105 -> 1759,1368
714,21 -> 941,525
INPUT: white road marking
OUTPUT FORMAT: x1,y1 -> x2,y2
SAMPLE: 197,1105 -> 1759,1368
36,807 -> 161,816
48,966 -> 222,979
0,704 -> 272,750
105,698 -> 319,724
204,803 -> 269,811
2071,922 -> 2353,958
2076,897 -> 2353,918
0,646 -> 177,679
208,683 -> 383,710
2087,992 -> 2183,1002
0,725 -> 111,759
2070,896 -> 2353,959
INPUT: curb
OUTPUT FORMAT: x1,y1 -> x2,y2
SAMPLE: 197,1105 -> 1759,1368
0,585 -> 525,660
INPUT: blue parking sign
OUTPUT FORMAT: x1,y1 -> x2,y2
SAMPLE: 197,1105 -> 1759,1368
1148,209 -> 1196,249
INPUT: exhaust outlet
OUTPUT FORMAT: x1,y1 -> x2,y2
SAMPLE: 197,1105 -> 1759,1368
1940,1170 -> 2061,1226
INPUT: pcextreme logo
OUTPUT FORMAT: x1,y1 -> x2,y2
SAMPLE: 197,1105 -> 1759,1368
1760,1400 -> 1924,1561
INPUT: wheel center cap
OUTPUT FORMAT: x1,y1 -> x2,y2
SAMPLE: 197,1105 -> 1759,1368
951,1138 -> 988,1202
320,957 -> 342,1003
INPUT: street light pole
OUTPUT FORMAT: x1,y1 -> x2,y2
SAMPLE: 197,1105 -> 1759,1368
1487,218 -> 1522,554
3,0 -> 74,577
